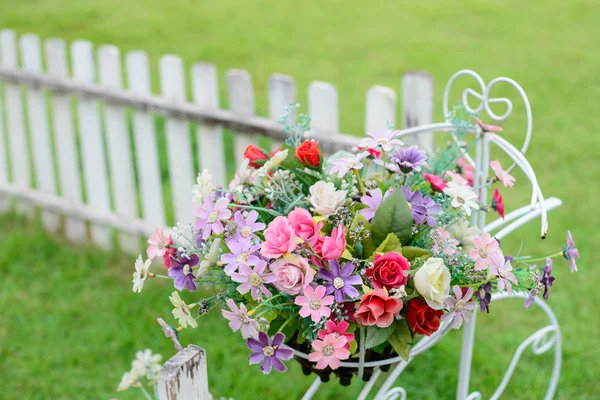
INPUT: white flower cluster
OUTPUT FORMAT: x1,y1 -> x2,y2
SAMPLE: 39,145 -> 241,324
117,349 -> 162,392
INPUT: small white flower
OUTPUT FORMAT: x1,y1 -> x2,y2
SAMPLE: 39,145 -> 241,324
257,149 -> 288,175
447,219 -> 480,253
390,285 -> 408,299
308,181 -> 347,216
132,255 -> 152,293
170,292 -> 198,329
414,257 -> 451,310
443,181 -> 480,216
117,370 -> 141,391
131,349 -> 163,380
192,169 -> 213,205
360,129 -> 403,152
197,238 -> 222,277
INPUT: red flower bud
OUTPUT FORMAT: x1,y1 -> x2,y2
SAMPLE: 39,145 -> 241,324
295,140 -> 321,168
243,145 -> 268,168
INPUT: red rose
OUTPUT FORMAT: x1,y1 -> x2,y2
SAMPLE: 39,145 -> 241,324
354,289 -> 403,328
406,298 -> 443,336
244,144 -> 268,168
366,252 -> 410,290
295,140 -> 321,167
492,188 -> 504,219
424,173 -> 448,192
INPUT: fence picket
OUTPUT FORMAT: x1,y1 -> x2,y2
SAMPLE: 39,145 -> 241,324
20,33 -> 59,231
226,69 -> 257,167
98,45 -> 139,253
45,38 -> 86,242
1,29 -> 32,216
126,51 -> 166,230
0,76 -> 8,212
192,63 -> 226,188
72,40 -> 112,249
159,55 -> 194,225
268,74 -> 296,151
401,71 -> 434,153
365,85 -> 397,133
308,81 -> 339,153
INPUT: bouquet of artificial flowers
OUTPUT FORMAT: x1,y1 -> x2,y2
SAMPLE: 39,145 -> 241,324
132,105 -> 579,385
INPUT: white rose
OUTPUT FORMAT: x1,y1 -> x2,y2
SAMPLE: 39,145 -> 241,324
414,257 -> 451,310
309,181 -> 346,216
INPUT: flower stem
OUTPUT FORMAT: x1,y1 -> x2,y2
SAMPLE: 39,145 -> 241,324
139,385 -> 153,400
353,169 -> 366,194
228,203 -> 282,217
277,317 -> 294,333
149,273 -> 173,280
248,294 -> 284,316
513,252 -> 562,264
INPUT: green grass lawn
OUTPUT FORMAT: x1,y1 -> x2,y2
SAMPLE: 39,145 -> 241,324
1,0 -> 599,399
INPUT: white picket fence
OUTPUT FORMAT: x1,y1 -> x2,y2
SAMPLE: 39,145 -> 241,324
0,29 -> 434,253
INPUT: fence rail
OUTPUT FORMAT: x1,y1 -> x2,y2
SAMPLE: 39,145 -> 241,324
0,29 -> 434,253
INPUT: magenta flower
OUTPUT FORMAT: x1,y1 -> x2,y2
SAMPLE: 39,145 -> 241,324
222,299 -> 260,339
563,231 -> 579,272
233,210 -> 265,241
308,333 -> 350,370
317,320 -> 355,350
157,317 -> 183,352
194,196 -> 232,240
247,332 -> 294,374
490,160 -> 515,188
295,285 -> 334,323
359,188 -> 387,221
475,117 -> 503,132
359,130 -> 403,152
489,252 -> 518,295
470,233 -> 501,271
168,254 -> 200,292
316,260 -> 362,302
230,260 -> 276,300
329,152 -> 369,178
221,238 -> 261,274
441,286 -> 477,329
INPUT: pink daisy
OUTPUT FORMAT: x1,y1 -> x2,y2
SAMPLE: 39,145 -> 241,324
308,333 -> 350,370
295,285 -> 334,323
490,160 -> 516,188
146,228 -> 172,259
317,320 -> 355,350
470,233 -> 500,271
489,252 -> 518,295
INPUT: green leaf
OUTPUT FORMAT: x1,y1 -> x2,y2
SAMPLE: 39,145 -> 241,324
365,325 -> 395,349
371,187 -> 413,246
341,248 -> 353,260
348,339 -> 358,355
280,143 -> 304,170
401,246 -> 432,261
373,233 -> 402,257
387,320 -> 412,361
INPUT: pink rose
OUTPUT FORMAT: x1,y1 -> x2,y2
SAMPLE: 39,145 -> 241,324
288,207 -> 323,247
260,216 -> 297,259
311,235 -> 326,268
322,226 -> 346,261
354,289 -> 403,328
270,256 -> 315,295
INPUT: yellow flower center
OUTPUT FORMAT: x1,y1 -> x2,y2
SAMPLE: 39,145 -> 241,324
262,345 -> 275,357
309,299 -> 322,310
249,272 -> 264,287
455,299 -> 466,312
456,196 -> 465,205
323,344 -> 335,356
207,211 -> 219,223
478,248 -> 488,258
240,226 -> 252,238
237,253 -> 249,264
333,277 -> 345,290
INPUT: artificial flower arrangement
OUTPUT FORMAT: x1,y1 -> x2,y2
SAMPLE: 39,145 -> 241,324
132,104 -> 579,385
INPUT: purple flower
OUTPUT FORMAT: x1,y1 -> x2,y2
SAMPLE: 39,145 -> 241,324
563,231 -> 579,272
474,282 -> 492,313
194,196 -> 232,240
221,238 -> 261,274
391,145 -> 428,173
402,185 -> 441,226
317,260 -> 363,302
359,188 -> 391,221
441,286 -> 478,329
168,254 -> 200,292
233,210 -> 266,241
541,258 -> 555,300
221,299 -> 260,339
247,332 -> 294,374
157,317 -> 183,352
230,260 -> 276,300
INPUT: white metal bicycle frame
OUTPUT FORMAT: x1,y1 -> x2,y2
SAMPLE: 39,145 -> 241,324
296,70 -> 563,400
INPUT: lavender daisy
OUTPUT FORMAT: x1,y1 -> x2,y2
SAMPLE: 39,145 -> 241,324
475,282 -> 492,313
563,231 -> 579,272
168,254 -> 200,292
316,260 -> 363,302
221,238 -> 261,274
221,299 -> 260,339
247,332 -> 294,374
441,286 -> 477,329
402,185 -> 441,226
359,130 -> 403,152
230,259 -> 276,300
329,152 -> 369,178
359,188 -> 384,221
233,210 -> 266,241
391,145 -> 428,173
194,196 -> 232,240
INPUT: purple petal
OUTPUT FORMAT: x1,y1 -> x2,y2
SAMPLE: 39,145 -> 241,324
258,332 -> 270,346
260,357 -> 273,374
316,269 -> 335,282
344,275 -> 363,286
327,260 -> 341,276
185,276 -> 198,292
275,347 -> 294,360
270,357 -> 288,373
340,262 -> 355,277
334,289 -> 345,303
343,285 -> 360,299
271,332 -> 286,347
247,338 -> 263,352
249,352 -> 264,365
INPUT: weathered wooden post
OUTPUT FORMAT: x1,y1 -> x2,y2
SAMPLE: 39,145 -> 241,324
157,345 -> 210,400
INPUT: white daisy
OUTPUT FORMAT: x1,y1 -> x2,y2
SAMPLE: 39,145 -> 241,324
170,292 -> 198,329
443,182 -> 480,216
131,349 -> 162,379
132,255 -> 152,293
117,370 -> 141,391
447,218 -> 480,253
